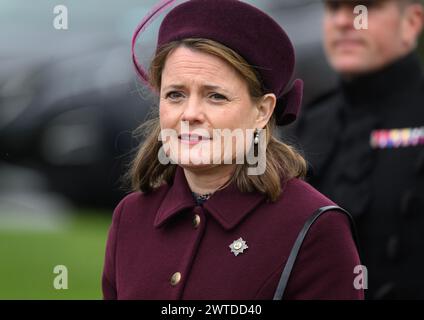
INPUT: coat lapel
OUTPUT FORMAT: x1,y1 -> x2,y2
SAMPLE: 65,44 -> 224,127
154,166 -> 267,230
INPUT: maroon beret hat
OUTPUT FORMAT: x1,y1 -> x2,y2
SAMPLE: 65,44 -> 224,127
132,0 -> 303,125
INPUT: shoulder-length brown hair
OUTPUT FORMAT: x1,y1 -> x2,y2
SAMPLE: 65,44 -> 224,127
125,38 -> 306,202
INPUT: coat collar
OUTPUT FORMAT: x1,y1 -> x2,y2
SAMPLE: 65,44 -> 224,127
153,166 -> 267,230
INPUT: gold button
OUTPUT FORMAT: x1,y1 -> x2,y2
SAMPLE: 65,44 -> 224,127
170,272 -> 181,286
192,214 -> 201,228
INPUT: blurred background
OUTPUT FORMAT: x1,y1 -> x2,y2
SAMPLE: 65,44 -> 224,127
1,0 -> 423,299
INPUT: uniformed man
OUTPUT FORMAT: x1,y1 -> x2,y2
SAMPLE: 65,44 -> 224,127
291,0 -> 424,299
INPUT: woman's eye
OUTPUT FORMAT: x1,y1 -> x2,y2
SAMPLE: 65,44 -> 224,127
165,91 -> 184,100
209,93 -> 228,101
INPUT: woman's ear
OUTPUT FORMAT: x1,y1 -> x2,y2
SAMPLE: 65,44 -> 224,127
255,93 -> 276,128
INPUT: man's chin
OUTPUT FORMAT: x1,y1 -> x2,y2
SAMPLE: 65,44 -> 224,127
329,56 -> 372,77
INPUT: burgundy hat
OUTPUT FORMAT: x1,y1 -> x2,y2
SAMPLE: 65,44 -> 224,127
132,0 -> 303,125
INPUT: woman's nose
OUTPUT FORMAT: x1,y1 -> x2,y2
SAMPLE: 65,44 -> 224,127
181,95 -> 205,123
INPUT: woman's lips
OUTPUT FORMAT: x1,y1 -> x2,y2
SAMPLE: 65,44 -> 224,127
178,133 -> 212,145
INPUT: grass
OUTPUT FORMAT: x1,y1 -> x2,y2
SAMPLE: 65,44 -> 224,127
0,212 -> 111,300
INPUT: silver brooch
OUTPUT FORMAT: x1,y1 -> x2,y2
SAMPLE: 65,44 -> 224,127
229,237 -> 248,256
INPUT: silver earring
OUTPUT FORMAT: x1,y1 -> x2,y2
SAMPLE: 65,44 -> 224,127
254,128 -> 260,145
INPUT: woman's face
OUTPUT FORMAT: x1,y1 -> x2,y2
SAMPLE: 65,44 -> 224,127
159,46 -> 269,169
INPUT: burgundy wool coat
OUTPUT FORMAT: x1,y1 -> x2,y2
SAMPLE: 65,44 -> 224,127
102,166 -> 364,300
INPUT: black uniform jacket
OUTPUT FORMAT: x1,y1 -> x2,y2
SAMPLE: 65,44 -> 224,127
291,52 -> 424,299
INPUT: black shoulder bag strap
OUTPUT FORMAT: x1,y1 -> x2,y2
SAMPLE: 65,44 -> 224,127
272,205 -> 360,300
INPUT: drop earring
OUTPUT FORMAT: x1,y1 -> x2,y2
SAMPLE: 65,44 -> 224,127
254,128 -> 260,145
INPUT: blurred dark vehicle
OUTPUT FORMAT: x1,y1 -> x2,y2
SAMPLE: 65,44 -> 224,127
0,43 -> 150,208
